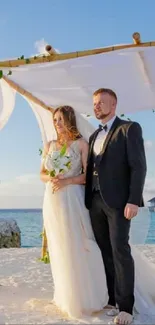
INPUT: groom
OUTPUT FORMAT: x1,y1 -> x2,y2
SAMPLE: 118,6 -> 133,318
85,88 -> 147,324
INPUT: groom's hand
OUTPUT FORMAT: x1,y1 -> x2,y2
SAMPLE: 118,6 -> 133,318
124,203 -> 138,220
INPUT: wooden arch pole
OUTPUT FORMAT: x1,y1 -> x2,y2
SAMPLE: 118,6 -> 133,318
132,32 -> 153,87
2,75 -> 54,113
0,33 -> 155,68
41,228 -> 48,260
132,32 -> 141,44
2,75 -> 53,260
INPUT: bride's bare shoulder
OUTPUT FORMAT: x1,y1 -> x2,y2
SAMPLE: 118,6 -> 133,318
43,140 -> 56,154
77,137 -> 89,151
44,141 -> 51,150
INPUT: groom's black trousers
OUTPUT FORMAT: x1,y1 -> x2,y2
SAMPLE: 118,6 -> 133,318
89,191 -> 134,315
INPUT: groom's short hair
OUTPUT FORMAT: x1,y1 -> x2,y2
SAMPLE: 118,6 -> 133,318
93,88 -> 117,102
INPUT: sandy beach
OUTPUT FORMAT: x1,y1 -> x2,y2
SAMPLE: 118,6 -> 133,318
0,245 -> 155,324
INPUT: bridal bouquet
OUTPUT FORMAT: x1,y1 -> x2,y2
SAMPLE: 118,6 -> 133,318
46,144 -> 71,177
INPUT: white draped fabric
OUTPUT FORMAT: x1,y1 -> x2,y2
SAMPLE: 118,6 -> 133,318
25,99 -> 56,144
5,47 -> 155,115
43,141 -> 109,318
0,78 -> 16,130
0,45 -> 155,135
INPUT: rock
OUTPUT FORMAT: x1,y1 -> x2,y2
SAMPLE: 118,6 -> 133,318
0,218 -> 21,248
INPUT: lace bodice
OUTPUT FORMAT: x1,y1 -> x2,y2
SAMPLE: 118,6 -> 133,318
44,140 -> 83,178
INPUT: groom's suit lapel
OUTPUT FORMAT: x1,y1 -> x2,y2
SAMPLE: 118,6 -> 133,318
97,116 -> 121,164
89,128 -> 101,158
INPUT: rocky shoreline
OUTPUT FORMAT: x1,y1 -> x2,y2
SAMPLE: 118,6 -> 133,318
0,218 -> 21,248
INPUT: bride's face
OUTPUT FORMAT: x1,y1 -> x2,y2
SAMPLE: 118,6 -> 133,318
53,111 -> 66,134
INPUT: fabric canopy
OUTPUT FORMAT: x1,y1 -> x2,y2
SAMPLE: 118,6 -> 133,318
0,78 -> 16,130
0,44 -> 155,141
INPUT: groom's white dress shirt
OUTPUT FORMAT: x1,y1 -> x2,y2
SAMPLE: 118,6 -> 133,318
93,116 -> 116,156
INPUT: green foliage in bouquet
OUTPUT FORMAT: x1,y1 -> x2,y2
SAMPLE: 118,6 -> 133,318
60,143 -> 67,156
47,143 -> 71,177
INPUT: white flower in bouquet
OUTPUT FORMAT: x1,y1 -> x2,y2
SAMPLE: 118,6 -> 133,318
46,144 -> 71,177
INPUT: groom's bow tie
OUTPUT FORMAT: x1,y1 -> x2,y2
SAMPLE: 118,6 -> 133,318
99,124 -> 108,132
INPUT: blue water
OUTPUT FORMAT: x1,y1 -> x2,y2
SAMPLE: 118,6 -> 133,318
0,209 -> 154,247
147,211 -> 155,244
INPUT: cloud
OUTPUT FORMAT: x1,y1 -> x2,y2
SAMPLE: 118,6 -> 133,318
144,140 -> 154,150
34,38 -> 48,55
34,38 -> 60,55
0,172 -> 154,208
0,174 -> 45,208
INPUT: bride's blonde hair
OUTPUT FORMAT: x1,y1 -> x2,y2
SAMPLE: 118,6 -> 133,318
53,105 -> 81,141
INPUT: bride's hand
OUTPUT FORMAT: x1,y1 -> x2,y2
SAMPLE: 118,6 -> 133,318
51,176 -> 69,192
50,174 -> 64,183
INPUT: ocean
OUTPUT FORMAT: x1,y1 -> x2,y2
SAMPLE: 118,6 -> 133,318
0,209 -> 155,247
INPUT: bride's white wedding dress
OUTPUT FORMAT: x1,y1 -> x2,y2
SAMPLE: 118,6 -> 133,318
43,140 -> 109,318
43,139 -> 155,321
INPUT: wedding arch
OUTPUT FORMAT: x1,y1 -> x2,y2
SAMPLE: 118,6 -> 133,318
0,32 -> 155,258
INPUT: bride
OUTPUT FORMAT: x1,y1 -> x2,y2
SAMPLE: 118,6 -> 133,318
40,105 -> 109,318
40,105 -> 155,323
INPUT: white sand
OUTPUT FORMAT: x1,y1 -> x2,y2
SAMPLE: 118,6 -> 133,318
0,245 -> 155,324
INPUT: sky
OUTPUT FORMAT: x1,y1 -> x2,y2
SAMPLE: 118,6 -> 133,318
0,0 -> 155,208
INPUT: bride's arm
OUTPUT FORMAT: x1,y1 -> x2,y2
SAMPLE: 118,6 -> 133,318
40,142 -> 52,183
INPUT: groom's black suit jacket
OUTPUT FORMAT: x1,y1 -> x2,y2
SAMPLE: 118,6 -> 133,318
85,117 -> 147,210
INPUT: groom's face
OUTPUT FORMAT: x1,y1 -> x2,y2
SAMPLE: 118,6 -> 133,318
93,93 -> 116,120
